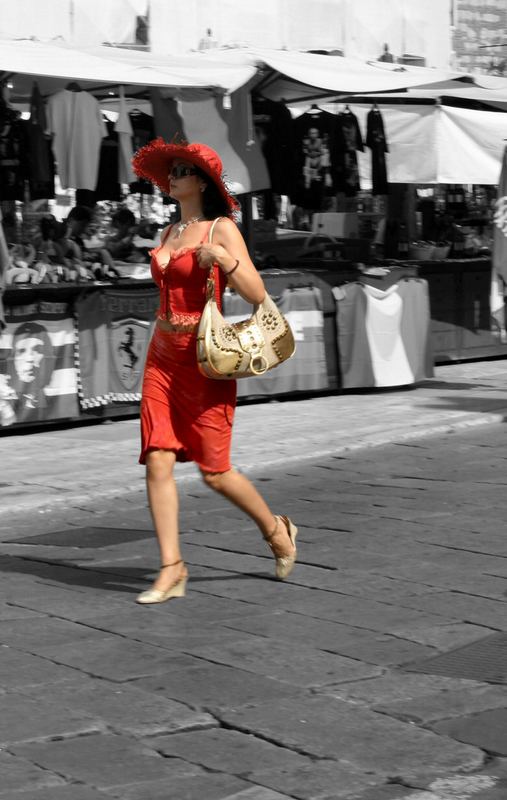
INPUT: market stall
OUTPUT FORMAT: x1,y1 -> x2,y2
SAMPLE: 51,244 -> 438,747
0,40 -> 269,429
1,42 -> 502,430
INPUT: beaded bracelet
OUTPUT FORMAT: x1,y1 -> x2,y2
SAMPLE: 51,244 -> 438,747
223,259 -> 239,276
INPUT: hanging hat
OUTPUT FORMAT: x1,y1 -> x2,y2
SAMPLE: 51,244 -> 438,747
131,138 -> 239,214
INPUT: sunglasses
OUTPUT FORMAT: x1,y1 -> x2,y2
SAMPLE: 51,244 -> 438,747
169,165 -> 197,179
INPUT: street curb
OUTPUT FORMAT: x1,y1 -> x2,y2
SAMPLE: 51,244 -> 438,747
1,410 -> 506,519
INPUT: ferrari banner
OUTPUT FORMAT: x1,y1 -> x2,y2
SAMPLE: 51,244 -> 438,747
75,287 -> 157,409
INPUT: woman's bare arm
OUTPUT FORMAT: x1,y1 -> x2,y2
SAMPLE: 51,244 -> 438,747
196,217 -> 265,305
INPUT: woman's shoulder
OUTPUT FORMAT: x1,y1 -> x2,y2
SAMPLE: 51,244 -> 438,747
212,216 -> 238,237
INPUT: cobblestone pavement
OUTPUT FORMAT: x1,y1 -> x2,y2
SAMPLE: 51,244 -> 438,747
1,360 -> 507,798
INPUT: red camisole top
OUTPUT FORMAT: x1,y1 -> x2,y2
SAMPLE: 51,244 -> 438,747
150,220 -> 227,327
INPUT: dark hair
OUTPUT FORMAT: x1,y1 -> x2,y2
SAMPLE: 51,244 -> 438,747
39,215 -> 59,241
112,207 -> 136,228
194,168 -> 231,219
67,205 -> 92,224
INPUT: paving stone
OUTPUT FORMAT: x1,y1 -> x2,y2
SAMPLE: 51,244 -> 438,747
102,774 -> 254,800
216,694 -> 484,782
388,622 -> 495,650
250,762 -> 381,800
34,636 -> 200,681
317,673 -> 490,706
3,581 -> 132,621
431,708 -> 507,756
80,608 -> 250,650
0,616 -> 114,653
0,602 -> 43,620
150,591 -> 270,623
186,635 -> 381,688
0,750 -> 67,795
375,684 -> 507,725
21,677 -> 216,737
222,610 -> 436,666
148,728 -> 318,776
1,787 -> 112,799
134,661 -> 302,713
389,592 -> 507,630
0,691 -> 104,745
0,645 -> 80,689
220,789 -> 296,800
11,733 -> 178,789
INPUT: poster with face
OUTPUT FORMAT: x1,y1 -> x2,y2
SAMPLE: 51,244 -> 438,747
0,302 -> 79,426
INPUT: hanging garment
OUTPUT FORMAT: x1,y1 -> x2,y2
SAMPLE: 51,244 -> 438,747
333,280 -> 432,388
334,109 -> 364,197
293,110 -> 339,209
95,119 -> 122,202
129,111 -> 155,195
115,86 -> 135,185
215,87 -> 270,194
150,88 -> 185,142
252,96 -> 297,198
179,91 -> 250,194
366,108 -> 389,195
27,83 -> 55,200
0,106 -> 28,201
47,89 -> 107,191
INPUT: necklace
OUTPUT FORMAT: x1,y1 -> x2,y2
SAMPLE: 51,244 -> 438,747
176,216 -> 203,237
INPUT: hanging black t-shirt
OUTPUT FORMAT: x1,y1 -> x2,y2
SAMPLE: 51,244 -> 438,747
95,119 -> 121,201
334,110 -> 363,197
129,111 -> 155,195
293,110 -> 338,209
0,113 -> 29,202
366,108 -> 389,195
252,97 -> 297,199
27,83 -> 55,201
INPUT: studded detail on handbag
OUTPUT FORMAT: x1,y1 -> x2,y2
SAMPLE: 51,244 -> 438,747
196,266 -> 296,380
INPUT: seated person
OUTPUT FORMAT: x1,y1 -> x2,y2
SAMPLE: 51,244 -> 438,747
34,216 -> 69,265
65,205 -> 119,279
104,207 -> 137,261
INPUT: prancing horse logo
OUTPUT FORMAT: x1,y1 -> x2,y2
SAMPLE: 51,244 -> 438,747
110,317 -> 150,391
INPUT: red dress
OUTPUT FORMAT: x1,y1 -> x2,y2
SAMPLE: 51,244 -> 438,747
139,221 -> 237,471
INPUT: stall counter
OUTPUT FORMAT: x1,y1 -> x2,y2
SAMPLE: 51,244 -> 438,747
1,267 -> 434,431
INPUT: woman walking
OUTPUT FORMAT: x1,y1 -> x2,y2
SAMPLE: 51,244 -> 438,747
131,139 -> 297,604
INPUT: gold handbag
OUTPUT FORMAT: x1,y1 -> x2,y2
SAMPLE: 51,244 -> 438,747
196,265 -> 296,380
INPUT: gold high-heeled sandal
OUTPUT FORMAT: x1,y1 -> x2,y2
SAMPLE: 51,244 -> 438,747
264,515 -> 298,580
136,559 -> 188,604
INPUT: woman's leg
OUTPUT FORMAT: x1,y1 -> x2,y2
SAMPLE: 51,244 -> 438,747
200,468 -> 295,558
145,449 -> 183,591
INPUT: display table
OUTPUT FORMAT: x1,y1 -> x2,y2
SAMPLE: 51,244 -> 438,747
1,265 -> 434,430
416,257 -> 507,362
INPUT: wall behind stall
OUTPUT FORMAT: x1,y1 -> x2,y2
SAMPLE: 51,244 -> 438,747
0,0 -> 145,45
150,0 -> 452,67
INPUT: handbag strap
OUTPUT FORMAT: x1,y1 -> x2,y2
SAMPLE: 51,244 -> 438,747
206,218 -> 223,308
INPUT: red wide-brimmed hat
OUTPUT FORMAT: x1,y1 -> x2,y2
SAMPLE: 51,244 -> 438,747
131,138 -> 239,214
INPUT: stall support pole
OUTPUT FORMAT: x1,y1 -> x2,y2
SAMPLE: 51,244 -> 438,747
242,193 -> 255,256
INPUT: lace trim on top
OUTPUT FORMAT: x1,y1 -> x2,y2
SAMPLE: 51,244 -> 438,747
157,310 -> 201,326
152,245 -> 198,271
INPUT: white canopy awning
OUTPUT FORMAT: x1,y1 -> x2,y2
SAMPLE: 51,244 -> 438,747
238,47 -> 475,101
0,38 -> 258,101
